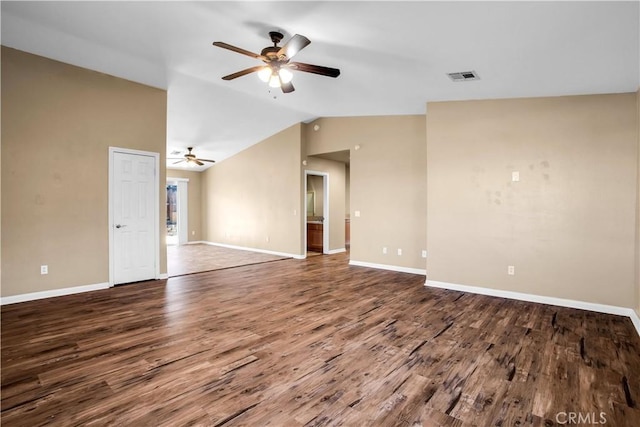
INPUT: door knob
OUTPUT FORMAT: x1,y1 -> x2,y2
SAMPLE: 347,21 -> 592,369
115,224 -> 127,229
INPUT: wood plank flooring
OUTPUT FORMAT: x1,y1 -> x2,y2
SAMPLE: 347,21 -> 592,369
167,244 -> 289,277
2,253 -> 639,426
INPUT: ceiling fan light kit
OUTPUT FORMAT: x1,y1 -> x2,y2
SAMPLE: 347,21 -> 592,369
257,67 -> 272,82
213,30 -> 340,93
278,68 -> 293,83
259,67 -> 293,88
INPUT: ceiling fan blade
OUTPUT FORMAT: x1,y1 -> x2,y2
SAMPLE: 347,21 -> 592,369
213,41 -> 264,60
195,160 -> 204,166
172,159 -> 186,165
277,34 -> 310,59
281,79 -> 295,94
289,62 -> 340,78
198,159 -> 216,163
222,66 -> 266,81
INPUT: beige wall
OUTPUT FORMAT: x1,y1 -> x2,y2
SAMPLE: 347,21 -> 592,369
1,47 -> 167,297
202,124 -> 302,256
167,169 -> 202,242
304,116 -> 427,270
305,157 -> 346,252
427,94 -> 638,307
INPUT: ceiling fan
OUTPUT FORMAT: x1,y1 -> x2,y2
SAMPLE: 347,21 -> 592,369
213,31 -> 340,93
169,147 -> 215,166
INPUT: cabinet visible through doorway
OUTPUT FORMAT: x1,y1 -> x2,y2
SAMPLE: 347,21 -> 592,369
307,223 -> 323,252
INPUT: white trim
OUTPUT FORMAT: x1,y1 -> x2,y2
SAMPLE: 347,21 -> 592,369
629,310 -> 640,336
425,280 -> 640,337
158,273 -> 169,280
327,248 -> 347,255
322,174 -> 329,254
1,282 -> 110,305
166,177 -> 190,246
349,260 -> 426,276
202,241 -> 304,259
177,180 -> 188,245
109,147 -> 161,285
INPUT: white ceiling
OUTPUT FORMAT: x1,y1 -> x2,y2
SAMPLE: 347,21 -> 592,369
2,1 -> 639,171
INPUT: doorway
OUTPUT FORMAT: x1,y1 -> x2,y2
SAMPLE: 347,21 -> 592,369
109,147 -> 160,285
166,177 -> 189,246
305,171 -> 329,256
166,184 -> 178,245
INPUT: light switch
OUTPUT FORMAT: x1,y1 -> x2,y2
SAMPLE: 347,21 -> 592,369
512,171 -> 520,182
354,210 -> 361,217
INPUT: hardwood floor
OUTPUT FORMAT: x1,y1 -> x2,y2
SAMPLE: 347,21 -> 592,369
167,244 -> 289,277
2,253 -> 639,426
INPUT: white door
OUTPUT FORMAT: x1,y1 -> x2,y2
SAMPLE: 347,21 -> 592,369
112,151 -> 157,284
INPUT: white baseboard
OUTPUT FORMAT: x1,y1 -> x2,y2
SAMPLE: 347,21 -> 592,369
349,260 -> 426,276
1,282 -> 110,305
202,241 -> 304,260
631,310 -> 640,336
425,280 -> 640,337
327,248 -> 346,255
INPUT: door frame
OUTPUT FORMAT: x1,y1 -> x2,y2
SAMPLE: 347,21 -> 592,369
166,177 -> 189,245
108,147 -> 160,286
304,170 -> 329,255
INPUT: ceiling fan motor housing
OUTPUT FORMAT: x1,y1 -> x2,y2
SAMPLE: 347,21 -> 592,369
262,32 -> 285,60
261,46 -> 280,59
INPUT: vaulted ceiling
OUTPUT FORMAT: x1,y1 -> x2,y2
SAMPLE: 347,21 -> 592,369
2,1 -> 638,170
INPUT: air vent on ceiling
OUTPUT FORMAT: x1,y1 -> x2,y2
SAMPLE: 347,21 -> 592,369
447,70 -> 480,82
170,150 -> 182,155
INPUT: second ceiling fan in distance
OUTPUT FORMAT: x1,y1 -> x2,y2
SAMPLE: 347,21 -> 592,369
213,31 -> 340,93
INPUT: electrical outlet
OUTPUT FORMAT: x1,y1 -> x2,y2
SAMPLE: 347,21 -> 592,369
421,250 -> 427,258
382,247 -> 387,255
354,210 -> 361,217
41,265 -> 48,275
191,230 -> 195,236
512,171 -> 520,182
397,248 -> 402,256
508,265 -> 515,275
266,236 -> 270,242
